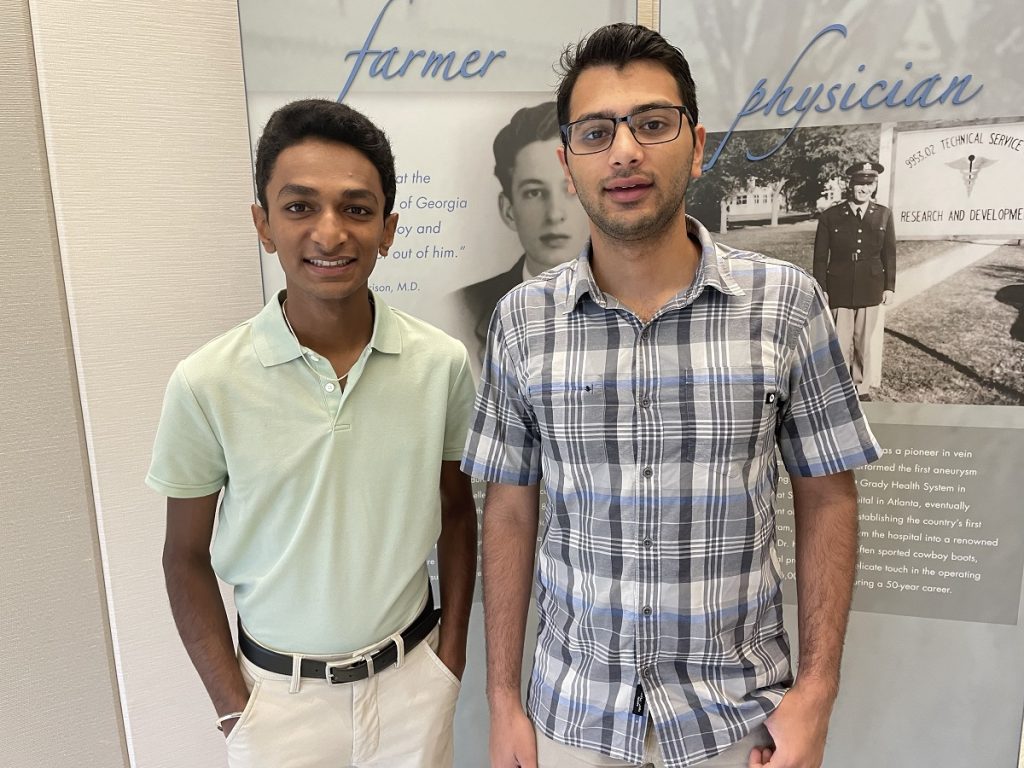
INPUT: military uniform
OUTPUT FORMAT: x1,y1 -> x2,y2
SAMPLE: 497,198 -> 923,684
812,162 -> 896,397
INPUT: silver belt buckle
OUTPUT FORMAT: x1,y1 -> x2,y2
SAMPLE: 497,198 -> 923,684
324,652 -> 373,684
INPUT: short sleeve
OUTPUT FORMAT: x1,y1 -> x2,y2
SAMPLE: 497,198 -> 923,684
777,282 -> 882,477
442,345 -> 477,461
461,306 -> 541,485
145,363 -> 228,497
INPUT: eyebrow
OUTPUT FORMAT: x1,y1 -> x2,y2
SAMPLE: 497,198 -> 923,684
276,184 -> 380,204
573,101 -> 676,122
515,177 -> 550,189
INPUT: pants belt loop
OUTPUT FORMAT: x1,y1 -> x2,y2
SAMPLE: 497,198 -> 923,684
289,654 -> 303,694
392,631 -> 405,670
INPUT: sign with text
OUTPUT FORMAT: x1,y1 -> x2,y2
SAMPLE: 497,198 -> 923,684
892,121 -> 1024,238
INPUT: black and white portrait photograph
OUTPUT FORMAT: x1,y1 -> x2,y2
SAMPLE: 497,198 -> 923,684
449,101 -> 590,374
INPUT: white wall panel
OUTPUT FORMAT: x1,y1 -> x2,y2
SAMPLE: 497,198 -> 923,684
27,1 -> 262,764
0,1 -> 127,765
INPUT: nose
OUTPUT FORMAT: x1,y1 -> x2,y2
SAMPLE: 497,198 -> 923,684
310,209 -> 347,251
545,191 -> 568,224
607,121 -> 643,167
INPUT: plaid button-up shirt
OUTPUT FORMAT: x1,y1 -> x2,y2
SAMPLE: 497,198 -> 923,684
462,217 -> 881,767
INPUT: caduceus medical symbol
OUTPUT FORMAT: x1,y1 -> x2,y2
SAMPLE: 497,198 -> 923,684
946,153 -> 993,197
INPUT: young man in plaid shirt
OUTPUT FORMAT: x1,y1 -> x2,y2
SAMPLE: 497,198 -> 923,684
462,23 -> 880,768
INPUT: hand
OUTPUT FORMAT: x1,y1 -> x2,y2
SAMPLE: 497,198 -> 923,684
881,289 -> 894,305
220,714 -> 242,738
217,690 -> 252,739
435,635 -> 467,681
490,697 -> 537,768
748,685 -> 832,767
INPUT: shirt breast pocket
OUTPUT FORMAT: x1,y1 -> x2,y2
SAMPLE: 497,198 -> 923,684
689,369 -> 779,478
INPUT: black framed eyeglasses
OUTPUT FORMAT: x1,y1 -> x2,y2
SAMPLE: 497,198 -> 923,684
560,105 -> 693,156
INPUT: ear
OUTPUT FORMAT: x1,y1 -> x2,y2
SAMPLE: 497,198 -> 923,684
379,212 -> 399,255
556,145 -> 577,195
251,204 -> 276,253
498,192 -> 517,234
690,123 -> 707,180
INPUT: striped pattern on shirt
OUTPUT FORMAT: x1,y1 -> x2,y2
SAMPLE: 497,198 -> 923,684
462,217 -> 881,767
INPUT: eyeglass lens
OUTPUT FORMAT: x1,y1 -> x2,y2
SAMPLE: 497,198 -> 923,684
567,107 -> 684,154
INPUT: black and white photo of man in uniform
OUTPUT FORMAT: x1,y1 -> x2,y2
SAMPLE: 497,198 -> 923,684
813,161 -> 896,401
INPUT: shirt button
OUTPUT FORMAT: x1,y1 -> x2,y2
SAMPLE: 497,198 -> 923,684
642,466 -> 653,478
643,538 -> 653,549
857,239 -> 862,243
324,382 -> 336,392
639,396 -> 651,408
642,606 -> 653,616
640,329 -> 650,340
308,353 -> 320,362
642,667 -> 653,678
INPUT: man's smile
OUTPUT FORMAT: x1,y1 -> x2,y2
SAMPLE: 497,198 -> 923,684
305,256 -> 356,270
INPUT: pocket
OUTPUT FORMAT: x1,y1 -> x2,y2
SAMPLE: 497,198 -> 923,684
223,673 -> 263,747
689,369 -> 778,477
421,630 -> 462,691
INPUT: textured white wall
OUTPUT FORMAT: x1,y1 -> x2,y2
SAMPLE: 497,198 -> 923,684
0,2 -> 127,765
26,0 -> 262,764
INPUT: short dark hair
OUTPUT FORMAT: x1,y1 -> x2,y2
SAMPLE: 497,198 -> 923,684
254,99 -> 397,217
492,102 -> 561,198
555,23 -> 699,130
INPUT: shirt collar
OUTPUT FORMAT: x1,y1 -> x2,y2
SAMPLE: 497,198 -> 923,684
555,215 -> 744,316
252,289 -> 402,368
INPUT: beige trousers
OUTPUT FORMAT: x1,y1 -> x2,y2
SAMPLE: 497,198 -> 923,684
225,626 -> 460,768
833,305 -> 885,395
536,724 -> 772,768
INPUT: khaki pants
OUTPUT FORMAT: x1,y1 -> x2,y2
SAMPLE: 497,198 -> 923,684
225,626 -> 460,768
833,305 -> 885,395
536,724 -> 772,768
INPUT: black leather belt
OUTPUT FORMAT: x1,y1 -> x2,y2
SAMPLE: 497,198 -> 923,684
238,588 -> 440,684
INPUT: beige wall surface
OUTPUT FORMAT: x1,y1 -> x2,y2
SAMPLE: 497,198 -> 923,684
25,0 -> 262,764
0,2 -> 127,766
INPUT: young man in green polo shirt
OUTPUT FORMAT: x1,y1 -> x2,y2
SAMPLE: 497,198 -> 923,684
147,99 -> 478,767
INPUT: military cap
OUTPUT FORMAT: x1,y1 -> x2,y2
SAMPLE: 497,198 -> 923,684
846,161 -> 884,182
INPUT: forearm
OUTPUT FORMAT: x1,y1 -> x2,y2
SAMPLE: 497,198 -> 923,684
436,496 -> 477,657
791,470 -> 858,702
164,554 -> 248,715
482,482 -> 539,710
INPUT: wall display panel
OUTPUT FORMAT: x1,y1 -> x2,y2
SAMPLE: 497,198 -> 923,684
660,1 -> 1024,765
239,1 -> 634,764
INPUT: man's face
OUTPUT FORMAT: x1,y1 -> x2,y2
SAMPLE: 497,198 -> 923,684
252,138 -> 397,308
500,139 -> 590,271
557,61 -> 705,244
850,179 -> 876,204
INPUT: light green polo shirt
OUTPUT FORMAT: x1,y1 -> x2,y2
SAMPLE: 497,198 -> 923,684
146,291 -> 475,654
